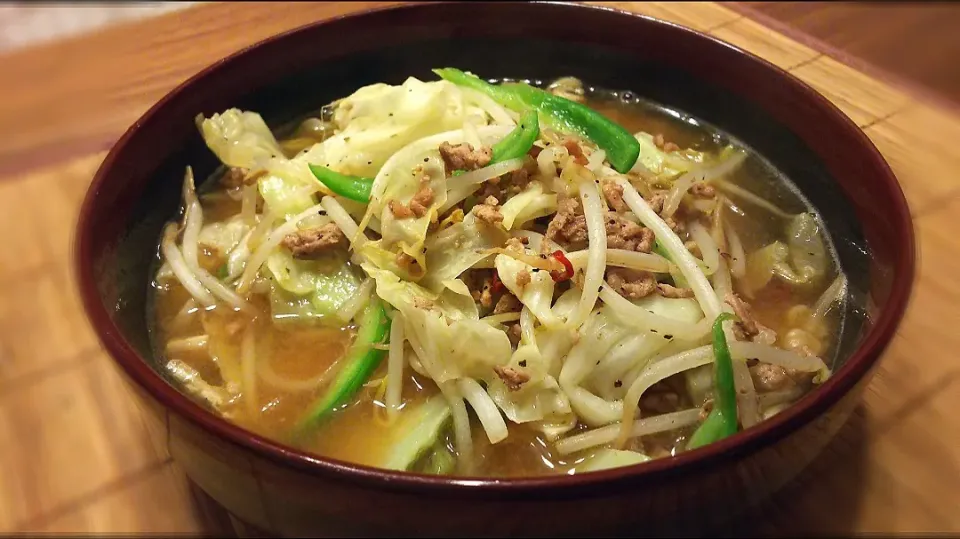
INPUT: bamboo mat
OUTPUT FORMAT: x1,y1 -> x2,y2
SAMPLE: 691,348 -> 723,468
0,2 -> 957,534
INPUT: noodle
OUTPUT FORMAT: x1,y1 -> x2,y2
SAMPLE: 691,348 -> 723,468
616,178 -> 722,320
566,249 -> 671,274
385,311 -> 406,421
458,377 -> 508,443
568,174 -> 607,329
556,409 -> 701,455
161,224 -> 216,307
616,345 -> 715,447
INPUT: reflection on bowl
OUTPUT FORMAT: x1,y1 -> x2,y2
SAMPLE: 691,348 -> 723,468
75,2 -> 914,536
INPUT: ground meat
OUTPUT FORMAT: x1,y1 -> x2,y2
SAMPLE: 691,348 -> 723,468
389,182 -> 434,220
515,270 -> 532,288
602,180 -> 628,212
472,196 -> 504,226
281,223 -> 345,258
479,276 -> 495,308
563,139 -> 589,165
640,388 -> 681,415
605,213 -> 655,253
691,183 -> 716,198
506,323 -> 522,347
545,197 -> 589,249
388,200 -> 414,219
477,180 -> 503,203
506,167 -> 532,194
493,293 -> 522,315
439,141 -> 492,172
657,283 -> 695,299
409,183 -> 434,216
652,133 -> 680,153
749,363 -> 791,392
504,237 -> 526,252
396,252 -> 423,277
664,216 -> 684,235
725,292 -> 760,338
494,365 -> 530,391
607,268 -> 657,299
647,192 -> 667,215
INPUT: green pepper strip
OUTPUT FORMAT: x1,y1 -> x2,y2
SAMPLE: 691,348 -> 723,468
433,67 -> 641,174
687,312 -> 739,450
307,163 -> 374,203
291,297 -> 391,439
490,108 -> 540,163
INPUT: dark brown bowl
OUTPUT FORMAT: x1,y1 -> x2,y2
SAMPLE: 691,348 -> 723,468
75,2 -> 914,536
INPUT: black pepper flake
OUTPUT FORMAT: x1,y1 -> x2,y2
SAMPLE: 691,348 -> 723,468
664,334 -> 674,340
539,254 -> 547,259
614,380 -> 623,388
317,210 -> 326,215
424,157 -> 430,162
596,360 -> 601,365
519,360 -> 527,367
388,113 -> 394,117
532,268 -> 540,273
367,160 -> 373,165
651,329 -> 658,333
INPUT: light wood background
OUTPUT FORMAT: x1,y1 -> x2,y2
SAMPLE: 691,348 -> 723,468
0,2 -> 957,535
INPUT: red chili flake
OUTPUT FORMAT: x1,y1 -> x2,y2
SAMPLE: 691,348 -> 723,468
491,270 -> 506,294
549,250 -> 574,282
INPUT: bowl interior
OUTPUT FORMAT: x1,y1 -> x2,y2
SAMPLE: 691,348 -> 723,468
78,1 -> 907,482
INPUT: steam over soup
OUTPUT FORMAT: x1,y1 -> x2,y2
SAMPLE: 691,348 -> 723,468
149,70 -> 846,477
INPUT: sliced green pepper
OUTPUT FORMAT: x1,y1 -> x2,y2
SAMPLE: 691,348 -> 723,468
308,163 -> 373,203
687,312 -> 739,450
490,109 -> 540,163
433,67 -> 641,174
291,297 -> 391,439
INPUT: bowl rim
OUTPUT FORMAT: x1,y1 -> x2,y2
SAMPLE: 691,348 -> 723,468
75,0 -> 915,497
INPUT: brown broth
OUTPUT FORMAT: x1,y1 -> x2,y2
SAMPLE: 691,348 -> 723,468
150,90 -> 843,477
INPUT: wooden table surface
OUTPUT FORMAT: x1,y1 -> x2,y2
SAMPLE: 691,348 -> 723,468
0,2 -> 957,535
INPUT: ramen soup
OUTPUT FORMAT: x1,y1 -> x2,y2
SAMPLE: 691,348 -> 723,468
150,70 -> 846,477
